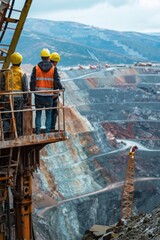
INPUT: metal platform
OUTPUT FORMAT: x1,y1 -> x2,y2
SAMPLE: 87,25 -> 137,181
0,131 -> 68,149
0,86 -> 67,239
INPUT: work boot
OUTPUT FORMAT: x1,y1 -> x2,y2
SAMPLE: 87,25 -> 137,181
50,126 -> 55,132
36,129 -> 41,134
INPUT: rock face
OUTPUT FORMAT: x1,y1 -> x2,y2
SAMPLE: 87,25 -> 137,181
29,66 -> 160,240
81,206 -> 160,239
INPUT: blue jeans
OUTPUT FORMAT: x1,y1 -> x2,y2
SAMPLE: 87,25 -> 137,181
35,95 -> 53,133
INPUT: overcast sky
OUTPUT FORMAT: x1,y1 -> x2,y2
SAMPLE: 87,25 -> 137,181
28,0 -> 160,33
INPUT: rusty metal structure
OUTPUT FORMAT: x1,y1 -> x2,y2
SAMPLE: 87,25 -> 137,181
0,1 -> 67,239
0,0 -> 33,69
120,146 -> 138,219
0,88 -> 67,239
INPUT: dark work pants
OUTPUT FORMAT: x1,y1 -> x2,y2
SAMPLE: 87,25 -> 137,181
2,96 -> 24,136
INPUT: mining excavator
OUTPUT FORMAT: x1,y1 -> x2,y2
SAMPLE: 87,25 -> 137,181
0,1 -> 67,239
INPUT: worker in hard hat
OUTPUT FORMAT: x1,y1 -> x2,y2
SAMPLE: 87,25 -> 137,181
30,48 -> 62,134
2,52 -> 28,136
50,52 -> 63,131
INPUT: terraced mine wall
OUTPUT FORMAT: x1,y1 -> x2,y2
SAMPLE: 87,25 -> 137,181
31,66 -> 160,240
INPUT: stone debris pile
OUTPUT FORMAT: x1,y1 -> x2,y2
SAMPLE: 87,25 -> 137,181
81,206 -> 160,240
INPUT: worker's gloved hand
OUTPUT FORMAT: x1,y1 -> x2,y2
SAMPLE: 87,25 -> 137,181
53,94 -> 58,99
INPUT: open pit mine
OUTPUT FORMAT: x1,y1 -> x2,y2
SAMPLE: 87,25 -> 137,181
1,1 -> 160,239
30,65 -> 160,240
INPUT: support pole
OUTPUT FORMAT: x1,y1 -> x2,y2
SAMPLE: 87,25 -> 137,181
14,156 -> 33,240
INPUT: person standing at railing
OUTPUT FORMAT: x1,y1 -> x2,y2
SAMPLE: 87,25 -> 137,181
50,52 -> 63,131
2,52 -> 28,137
30,48 -> 62,134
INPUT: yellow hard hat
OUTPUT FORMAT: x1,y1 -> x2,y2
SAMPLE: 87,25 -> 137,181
10,52 -> 23,65
40,48 -> 50,57
50,52 -> 60,62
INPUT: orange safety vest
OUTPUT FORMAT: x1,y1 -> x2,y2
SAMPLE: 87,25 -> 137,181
35,65 -> 54,96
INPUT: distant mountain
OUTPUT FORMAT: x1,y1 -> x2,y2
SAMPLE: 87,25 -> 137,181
15,18 -> 160,67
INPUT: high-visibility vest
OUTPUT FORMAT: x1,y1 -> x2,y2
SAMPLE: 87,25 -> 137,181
35,65 -> 54,96
5,66 -> 23,92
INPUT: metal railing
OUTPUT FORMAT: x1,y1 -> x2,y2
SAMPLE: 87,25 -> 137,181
0,89 -> 65,141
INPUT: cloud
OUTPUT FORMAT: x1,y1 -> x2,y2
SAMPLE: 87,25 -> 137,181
28,0 -> 160,33
30,0 -> 138,13
106,0 -> 137,7
30,0 -> 106,13
139,0 -> 160,9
